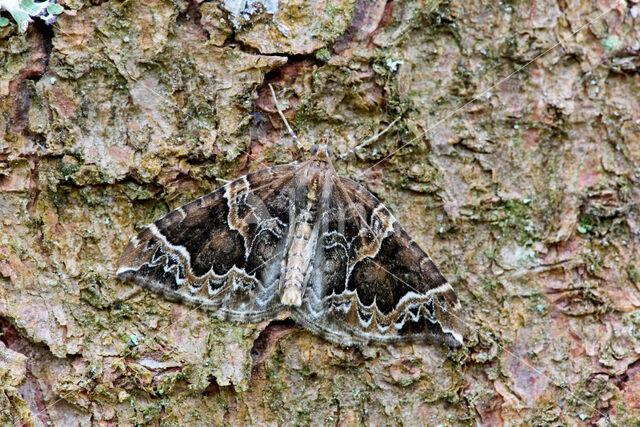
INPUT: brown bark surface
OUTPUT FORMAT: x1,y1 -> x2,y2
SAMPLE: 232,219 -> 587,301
1,0 -> 639,425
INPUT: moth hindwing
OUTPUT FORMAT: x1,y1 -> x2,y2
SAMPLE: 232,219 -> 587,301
117,145 -> 464,347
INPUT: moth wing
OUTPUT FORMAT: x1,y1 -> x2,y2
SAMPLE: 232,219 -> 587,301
294,176 -> 463,347
117,164 -> 299,322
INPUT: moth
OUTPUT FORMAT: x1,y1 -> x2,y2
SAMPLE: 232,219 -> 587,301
117,90 -> 464,348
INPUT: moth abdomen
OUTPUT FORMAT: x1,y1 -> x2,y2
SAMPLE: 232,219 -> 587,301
281,178 -> 319,307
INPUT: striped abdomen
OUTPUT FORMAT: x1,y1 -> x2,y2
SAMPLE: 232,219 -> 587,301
281,181 -> 318,306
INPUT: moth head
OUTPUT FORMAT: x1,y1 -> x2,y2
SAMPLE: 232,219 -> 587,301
310,144 -> 333,161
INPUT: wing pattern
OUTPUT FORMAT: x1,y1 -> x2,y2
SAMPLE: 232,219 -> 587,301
117,164 -> 299,322
295,176 -> 464,347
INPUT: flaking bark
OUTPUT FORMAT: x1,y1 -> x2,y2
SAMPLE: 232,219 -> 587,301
1,0 -> 639,425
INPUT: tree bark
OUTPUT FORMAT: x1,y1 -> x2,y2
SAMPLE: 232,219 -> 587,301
1,0 -> 639,424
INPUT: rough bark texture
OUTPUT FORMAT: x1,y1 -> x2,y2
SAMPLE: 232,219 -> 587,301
1,0 -> 639,425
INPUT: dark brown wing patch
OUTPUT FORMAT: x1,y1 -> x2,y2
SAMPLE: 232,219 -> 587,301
117,164 -> 299,322
293,176 -> 463,347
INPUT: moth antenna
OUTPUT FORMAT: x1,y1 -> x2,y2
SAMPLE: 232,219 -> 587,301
338,116 -> 402,160
268,84 -> 304,154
